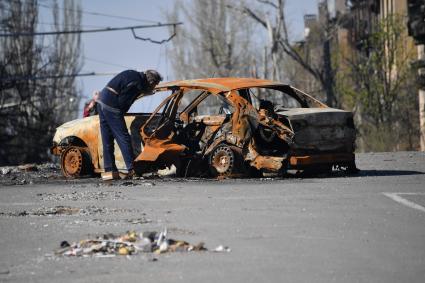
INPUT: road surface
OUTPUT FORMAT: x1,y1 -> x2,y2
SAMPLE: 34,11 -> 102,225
0,151 -> 424,282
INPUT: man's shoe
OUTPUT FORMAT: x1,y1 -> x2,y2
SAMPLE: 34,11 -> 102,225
101,171 -> 120,181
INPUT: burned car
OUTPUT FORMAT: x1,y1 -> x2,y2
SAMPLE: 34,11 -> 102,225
51,78 -> 357,178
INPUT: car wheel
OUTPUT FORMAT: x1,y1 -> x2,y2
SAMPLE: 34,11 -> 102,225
60,146 -> 91,177
209,144 -> 236,177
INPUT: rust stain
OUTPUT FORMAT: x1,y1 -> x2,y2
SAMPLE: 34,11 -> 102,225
136,139 -> 185,162
157,77 -> 283,92
251,155 -> 285,171
244,140 -> 285,172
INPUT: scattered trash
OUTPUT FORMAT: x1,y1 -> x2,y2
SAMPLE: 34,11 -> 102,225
213,245 -> 231,252
17,164 -> 38,172
55,229 -> 214,257
119,181 -> 154,187
0,167 -> 11,175
37,191 -> 125,202
0,162 -> 61,186
68,216 -> 152,227
121,181 -> 137,186
126,218 -> 151,225
0,205 -> 141,217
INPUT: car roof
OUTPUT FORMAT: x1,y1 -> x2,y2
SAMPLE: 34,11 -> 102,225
155,77 -> 287,93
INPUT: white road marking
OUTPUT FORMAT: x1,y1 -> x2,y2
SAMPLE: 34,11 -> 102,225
383,192 -> 425,213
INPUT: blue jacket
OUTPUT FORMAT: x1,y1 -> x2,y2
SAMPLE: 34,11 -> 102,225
101,70 -> 150,113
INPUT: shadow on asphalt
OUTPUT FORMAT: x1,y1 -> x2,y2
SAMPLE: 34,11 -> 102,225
301,169 -> 425,179
356,169 -> 425,177
1,168 -> 424,186
285,169 -> 425,180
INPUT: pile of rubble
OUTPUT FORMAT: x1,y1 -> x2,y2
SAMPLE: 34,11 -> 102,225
55,229 -> 230,257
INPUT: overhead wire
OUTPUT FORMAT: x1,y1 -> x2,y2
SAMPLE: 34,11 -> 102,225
6,0 -> 160,24
38,2 -> 160,24
0,22 -> 182,37
0,72 -> 120,81
37,21 -> 110,29
2,1 -> 182,44
83,56 -> 132,69
0,5 -> 112,30
1,1 -> 179,98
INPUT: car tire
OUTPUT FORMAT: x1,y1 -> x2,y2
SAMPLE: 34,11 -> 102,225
209,144 -> 238,177
60,146 -> 92,177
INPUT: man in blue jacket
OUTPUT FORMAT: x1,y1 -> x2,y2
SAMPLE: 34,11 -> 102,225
97,69 -> 163,180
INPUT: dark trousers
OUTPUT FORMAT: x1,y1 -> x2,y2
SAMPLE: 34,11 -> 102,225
97,93 -> 134,172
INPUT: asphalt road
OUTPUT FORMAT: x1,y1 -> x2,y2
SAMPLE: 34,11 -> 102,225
0,151 -> 424,283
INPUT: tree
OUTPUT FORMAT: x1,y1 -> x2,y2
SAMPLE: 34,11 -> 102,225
337,14 -> 418,151
165,0 -> 262,112
166,0 -> 259,79
234,0 -> 342,106
0,0 -> 82,165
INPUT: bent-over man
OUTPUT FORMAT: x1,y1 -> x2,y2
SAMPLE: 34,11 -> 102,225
96,69 -> 163,180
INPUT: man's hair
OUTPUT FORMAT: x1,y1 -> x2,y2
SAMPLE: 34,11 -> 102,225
145,70 -> 163,86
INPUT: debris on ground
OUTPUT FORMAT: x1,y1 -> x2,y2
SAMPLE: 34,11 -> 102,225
0,205 -> 142,217
213,245 -> 231,252
0,167 -> 13,175
119,181 -> 155,187
37,191 -> 125,202
17,164 -> 38,172
68,216 -> 152,227
54,229 -> 223,257
0,163 -> 61,186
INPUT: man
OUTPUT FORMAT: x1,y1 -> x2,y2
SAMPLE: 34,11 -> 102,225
96,69 -> 163,180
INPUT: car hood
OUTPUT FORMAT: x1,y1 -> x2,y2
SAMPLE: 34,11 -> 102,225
53,116 -> 99,144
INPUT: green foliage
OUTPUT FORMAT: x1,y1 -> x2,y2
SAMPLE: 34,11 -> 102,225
336,14 -> 419,151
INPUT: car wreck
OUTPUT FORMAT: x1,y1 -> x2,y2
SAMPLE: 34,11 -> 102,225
51,78 -> 357,178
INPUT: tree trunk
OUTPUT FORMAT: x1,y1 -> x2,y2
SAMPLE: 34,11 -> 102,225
323,37 -> 335,107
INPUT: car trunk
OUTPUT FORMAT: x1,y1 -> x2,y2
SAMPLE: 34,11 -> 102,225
277,108 -> 356,154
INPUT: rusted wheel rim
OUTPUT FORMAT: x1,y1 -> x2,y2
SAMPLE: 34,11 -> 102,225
212,146 -> 234,175
61,147 -> 83,177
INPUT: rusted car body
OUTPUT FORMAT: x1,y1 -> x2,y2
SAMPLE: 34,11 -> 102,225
51,78 -> 357,178
51,113 -> 155,177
